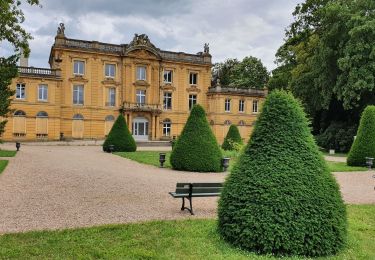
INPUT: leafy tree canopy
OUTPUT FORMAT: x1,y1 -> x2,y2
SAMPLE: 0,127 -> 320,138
212,56 -> 269,89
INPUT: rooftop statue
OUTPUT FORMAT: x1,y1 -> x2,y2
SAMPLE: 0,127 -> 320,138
57,23 -> 65,36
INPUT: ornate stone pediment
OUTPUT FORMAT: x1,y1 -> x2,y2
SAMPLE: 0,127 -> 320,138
186,85 -> 201,93
101,79 -> 121,86
125,34 -> 161,58
133,80 -> 150,88
160,83 -> 176,91
69,75 -> 89,83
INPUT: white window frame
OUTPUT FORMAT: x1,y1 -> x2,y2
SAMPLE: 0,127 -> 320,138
73,85 -> 84,105
189,72 -> 198,85
163,92 -> 172,110
164,70 -> 173,83
108,87 -> 116,107
136,89 -> 146,104
73,60 -> 85,75
189,94 -> 197,110
137,66 -> 147,81
239,99 -> 245,113
38,84 -> 48,101
163,122 -> 171,136
16,83 -> 26,99
225,98 -> 231,112
105,64 -> 116,78
253,100 -> 259,113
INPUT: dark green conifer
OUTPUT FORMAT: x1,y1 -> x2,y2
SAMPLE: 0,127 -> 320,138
103,114 -> 136,152
222,124 -> 243,150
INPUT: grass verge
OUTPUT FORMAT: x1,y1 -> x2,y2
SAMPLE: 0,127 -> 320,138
327,161 -> 367,172
116,151 -> 172,168
0,160 -> 9,175
0,205 -> 373,259
0,150 -> 17,157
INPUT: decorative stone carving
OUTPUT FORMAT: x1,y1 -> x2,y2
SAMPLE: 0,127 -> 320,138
126,33 -> 160,58
204,43 -> 209,54
57,23 -> 65,36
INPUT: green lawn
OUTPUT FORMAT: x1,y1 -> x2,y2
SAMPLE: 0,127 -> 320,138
323,152 -> 348,157
0,150 -> 17,157
116,151 -> 172,168
0,160 -> 9,174
327,161 -> 367,172
0,205 -> 373,259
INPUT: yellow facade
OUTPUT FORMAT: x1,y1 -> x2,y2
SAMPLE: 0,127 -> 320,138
2,24 -> 266,144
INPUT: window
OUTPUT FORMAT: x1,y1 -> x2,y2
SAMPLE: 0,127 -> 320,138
224,120 -> 231,125
107,88 -> 116,107
225,98 -> 231,112
73,85 -> 84,105
189,94 -> 197,110
163,119 -> 171,136
16,83 -> 26,99
239,120 -> 245,126
73,60 -> 85,75
253,100 -> 259,113
73,114 -> 84,120
137,66 -> 147,80
36,111 -> 48,117
163,92 -> 172,110
164,70 -> 172,83
105,64 -> 116,78
38,85 -> 48,101
136,89 -> 146,104
14,110 -> 26,116
239,100 -> 245,113
189,72 -> 198,85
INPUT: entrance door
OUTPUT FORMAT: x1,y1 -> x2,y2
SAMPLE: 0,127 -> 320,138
132,117 -> 149,141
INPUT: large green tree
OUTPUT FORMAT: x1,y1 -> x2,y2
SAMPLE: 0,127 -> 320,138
269,0 -> 375,140
212,56 -> 269,89
0,0 -> 40,138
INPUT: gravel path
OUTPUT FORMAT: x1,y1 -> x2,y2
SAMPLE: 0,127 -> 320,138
0,145 -> 374,234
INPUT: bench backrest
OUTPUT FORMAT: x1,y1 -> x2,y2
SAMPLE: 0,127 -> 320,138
175,183 -> 223,195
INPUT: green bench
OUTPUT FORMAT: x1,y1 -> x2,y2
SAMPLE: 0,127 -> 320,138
169,182 -> 223,215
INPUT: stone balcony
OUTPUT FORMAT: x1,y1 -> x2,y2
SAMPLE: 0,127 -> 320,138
207,85 -> 267,97
122,102 -> 162,115
18,66 -> 61,78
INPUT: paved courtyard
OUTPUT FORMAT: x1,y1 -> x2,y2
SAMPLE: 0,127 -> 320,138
0,144 -> 374,234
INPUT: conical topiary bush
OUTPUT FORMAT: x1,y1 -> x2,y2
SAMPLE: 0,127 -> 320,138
347,106 -> 375,166
222,124 -> 243,150
170,104 -> 222,172
218,90 -> 347,257
103,114 -> 136,152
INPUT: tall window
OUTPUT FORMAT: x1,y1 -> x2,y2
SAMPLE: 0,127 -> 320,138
73,60 -> 85,75
189,72 -> 198,85
189,94 -> 197,110
73,85 -> 84,105
137,66 -> 147,80
225,98 -> 231,112
164,70 -> 172,83
163,120 -> 171,136
136,89 -> 146,104
105,64 -> 116,78
239,99 -> 245,112
253,100 -> 259,113
163,92 -> 172,110
38,84 -> 48,101
108,88 -> 116,107
16,83 -> 26,99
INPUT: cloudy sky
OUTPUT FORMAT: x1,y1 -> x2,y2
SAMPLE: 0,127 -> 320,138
0,0 -> 301,71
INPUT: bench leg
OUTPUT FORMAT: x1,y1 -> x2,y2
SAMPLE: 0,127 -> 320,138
180,197 -> 194,215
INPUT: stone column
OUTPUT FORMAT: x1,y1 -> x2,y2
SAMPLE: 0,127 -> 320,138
155,115 -> 160,140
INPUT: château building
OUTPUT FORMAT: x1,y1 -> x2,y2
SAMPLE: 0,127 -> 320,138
2,23 -> 267,144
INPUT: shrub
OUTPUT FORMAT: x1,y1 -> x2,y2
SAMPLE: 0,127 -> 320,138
347,106 -> 375,166
315,122 -> 357,153
103,114 -> 136,152
170,104 -> 222,172
218,90 -> 347,257
222,124 -> 243,151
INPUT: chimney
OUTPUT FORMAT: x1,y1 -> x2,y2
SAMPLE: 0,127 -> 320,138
19,49 -> 29,67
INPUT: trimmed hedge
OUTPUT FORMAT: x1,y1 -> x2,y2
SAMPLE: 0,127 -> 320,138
170,104 -> 222,172
218,90 -> 347,257
103,114 -> 136,152
347,106 -> 375,166
222,124 -> 243,150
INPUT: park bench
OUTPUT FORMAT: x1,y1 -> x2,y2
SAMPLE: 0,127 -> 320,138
169,182 -> 223,215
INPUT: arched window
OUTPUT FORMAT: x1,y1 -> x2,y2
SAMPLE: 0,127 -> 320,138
224,120 -> 231,125
73,114 -> 84,120
209,120 -> 214,125
14,110 -> 26,116
162,118 -> 171,136
105,115 -> 115,121
36,111 -> 48,117
239,120 -> 245,126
